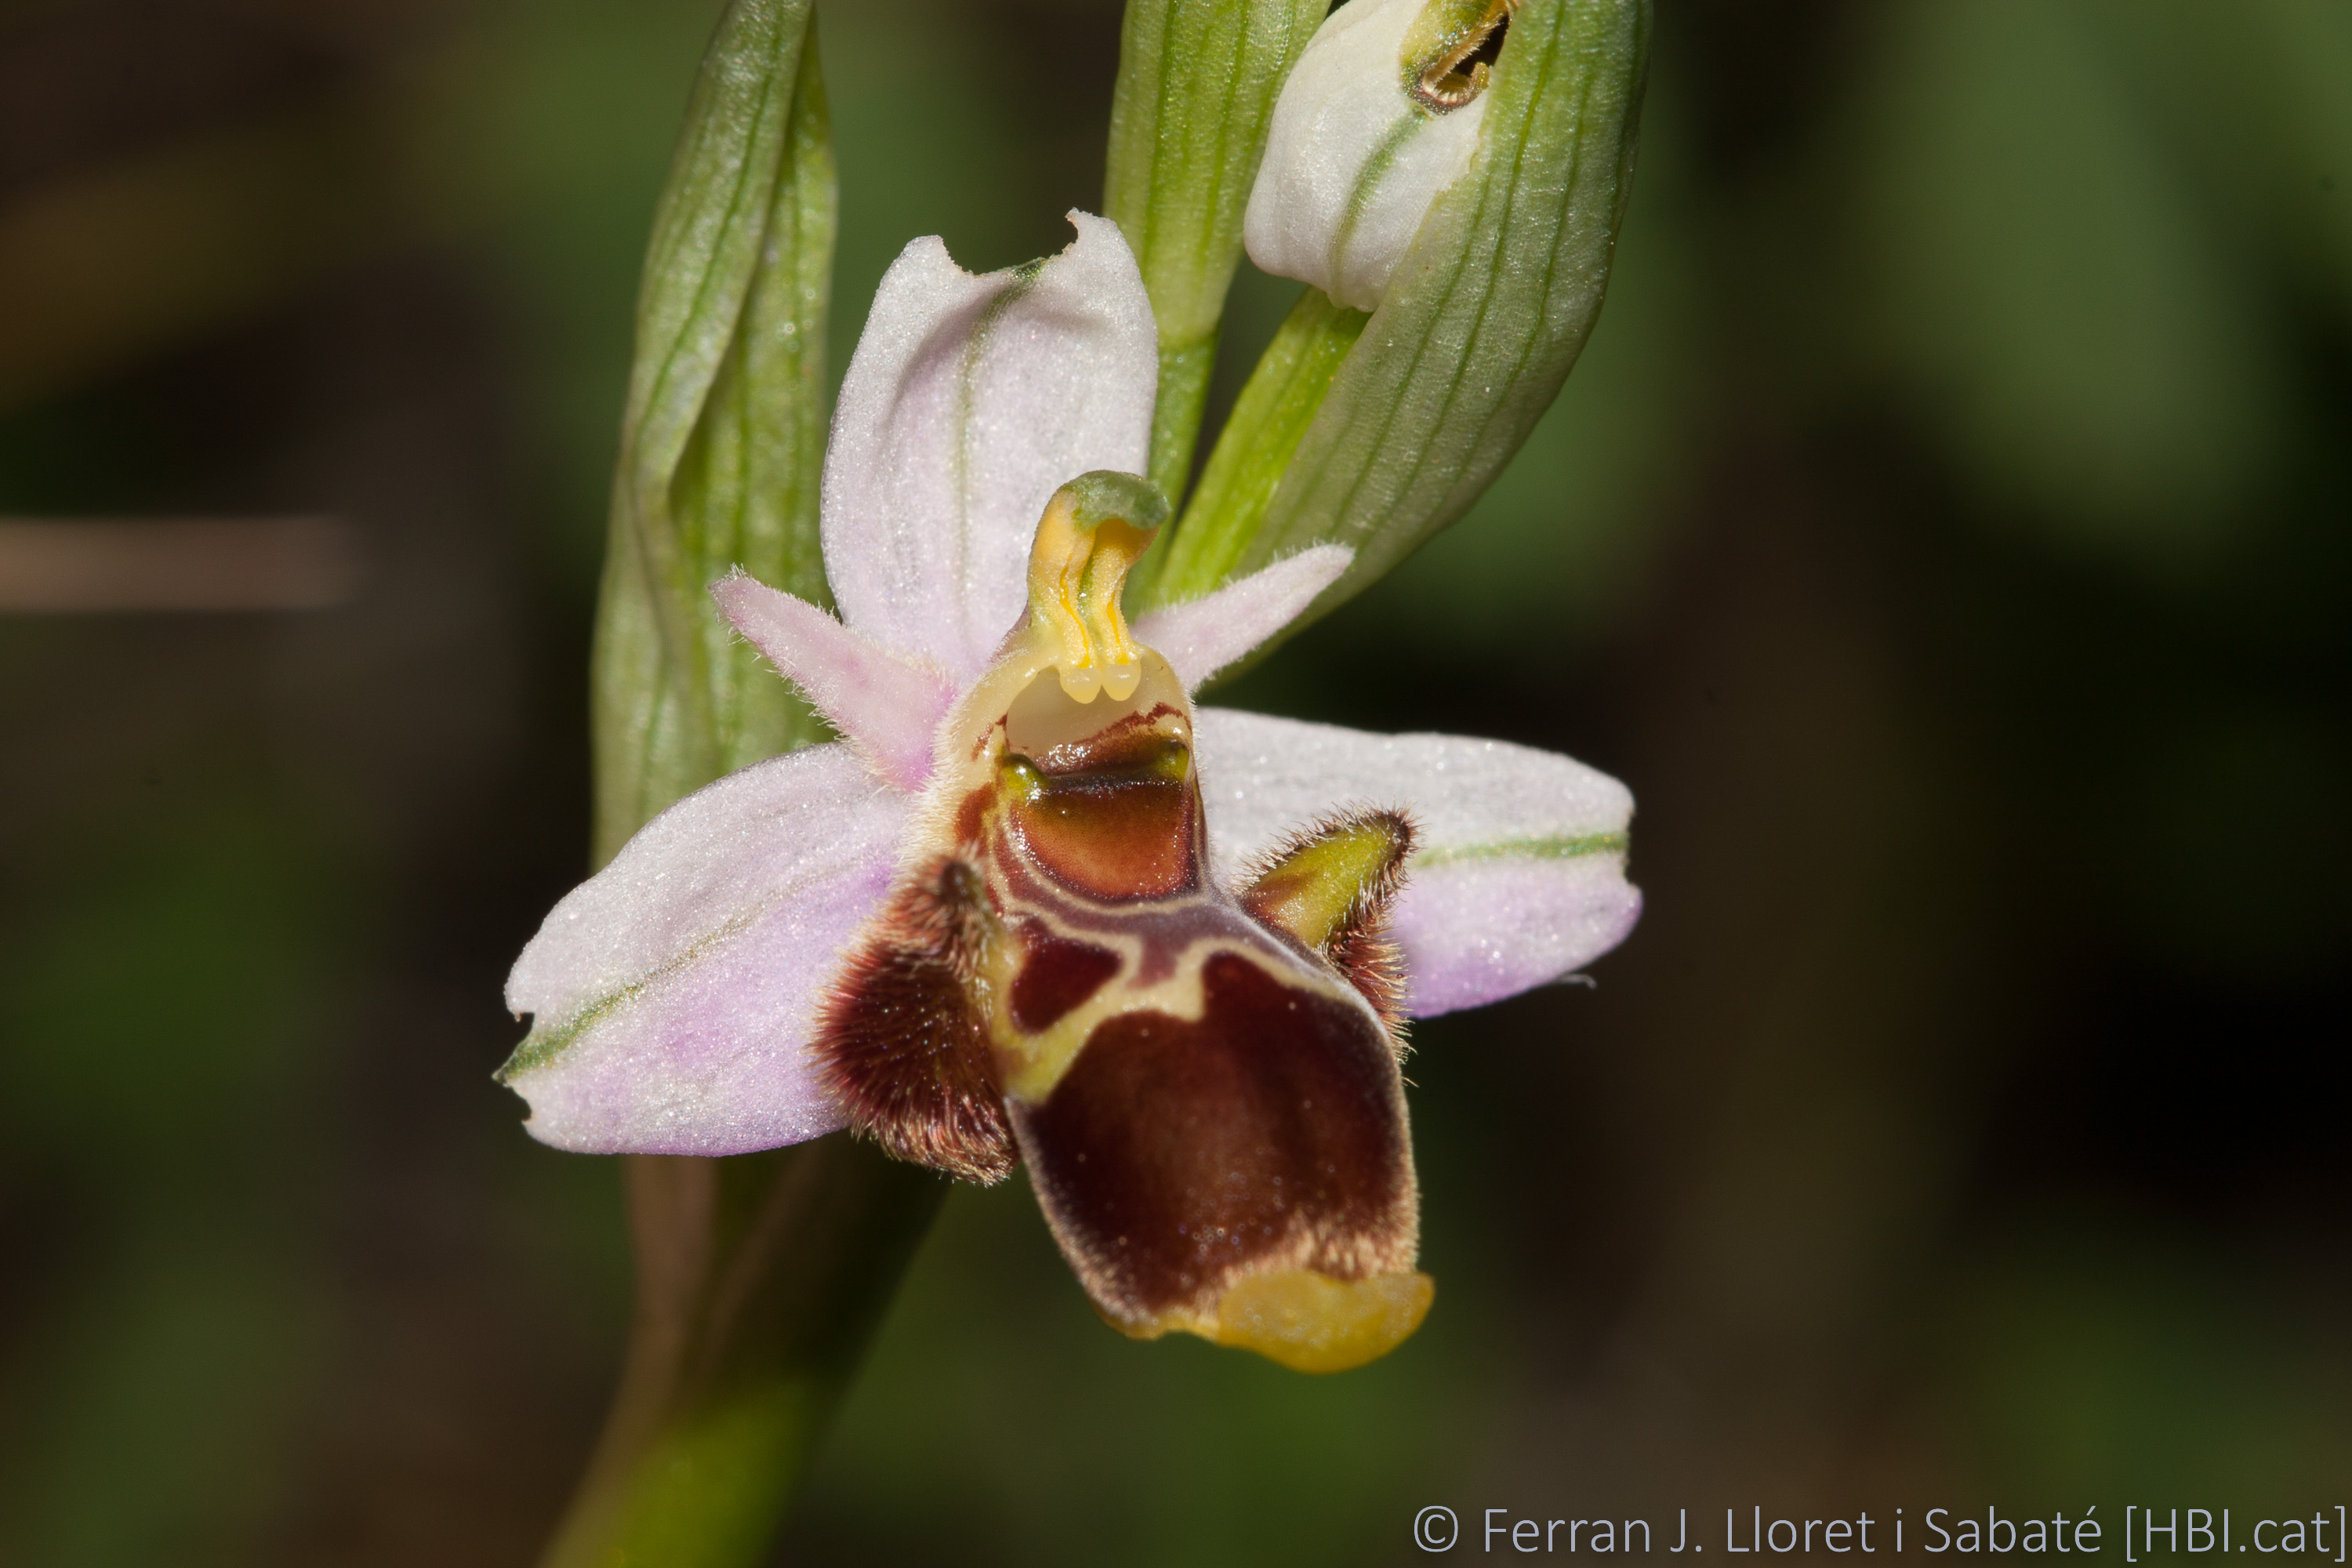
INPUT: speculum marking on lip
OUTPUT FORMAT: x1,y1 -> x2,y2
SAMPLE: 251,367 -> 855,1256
1014,950 -> 1414,1324
1009,926 -> 1121,1033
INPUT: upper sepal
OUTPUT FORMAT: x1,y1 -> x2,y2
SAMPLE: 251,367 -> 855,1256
820,212 -> 1158,683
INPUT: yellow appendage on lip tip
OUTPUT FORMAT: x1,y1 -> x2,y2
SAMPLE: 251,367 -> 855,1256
1026,470 -> 1170,703
1114,1269 -> 1436,1373
1212,1269 -> 1434,1373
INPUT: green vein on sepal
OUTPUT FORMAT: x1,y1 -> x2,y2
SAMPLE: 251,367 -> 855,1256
1412,830 -> 1631,869
496,902 -> 771,1082
948,279 -> 1036,577
495,1012 -> 600,1086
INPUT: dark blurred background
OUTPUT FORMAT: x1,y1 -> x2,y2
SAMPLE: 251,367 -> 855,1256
1,0 -> 2345,1562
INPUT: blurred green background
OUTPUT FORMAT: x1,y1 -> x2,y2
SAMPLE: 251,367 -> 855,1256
1,0 -> 2346,1562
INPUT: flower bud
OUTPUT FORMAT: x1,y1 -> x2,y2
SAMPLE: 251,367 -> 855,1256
1155,0 -> 1647,629
1244,0 -> 1512,311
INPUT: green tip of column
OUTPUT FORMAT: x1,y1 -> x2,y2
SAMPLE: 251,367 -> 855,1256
1062,470 -> 1173,535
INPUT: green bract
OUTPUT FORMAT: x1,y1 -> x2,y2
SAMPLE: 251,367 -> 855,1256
1148,0 -> 1650,628
554,13 -> 933,1568
593,0 -> 833,865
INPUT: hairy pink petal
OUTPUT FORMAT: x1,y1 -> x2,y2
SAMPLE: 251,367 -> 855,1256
1131,545 -> 1352,691
1191,708 -> 1640,1017
821,212 -> 1157,681
503,744 -> 906,1155
711,572 -> 953,792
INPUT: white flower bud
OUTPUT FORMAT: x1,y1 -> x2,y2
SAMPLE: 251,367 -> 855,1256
1244,0 -> 1511,311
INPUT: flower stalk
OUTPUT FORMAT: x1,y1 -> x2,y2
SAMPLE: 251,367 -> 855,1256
539,1147 -> 942,1568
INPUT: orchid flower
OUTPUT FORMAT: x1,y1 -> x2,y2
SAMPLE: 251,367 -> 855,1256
501,213 -> 1639,1374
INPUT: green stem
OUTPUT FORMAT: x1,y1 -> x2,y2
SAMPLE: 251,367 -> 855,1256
1128,335 -> 1216,598
540,1144 -> 946,1568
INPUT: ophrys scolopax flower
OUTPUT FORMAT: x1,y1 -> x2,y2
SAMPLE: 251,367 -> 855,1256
503,213 -> 1639,1372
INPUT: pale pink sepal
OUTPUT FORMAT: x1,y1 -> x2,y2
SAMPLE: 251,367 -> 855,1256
711,572 -> 953,792
501,744 -> 906,1155
1132,545 -> 1353,691
1191,708 -> 1641,1018
820,212 -> 1157,684
1385,857 -> 1643,1019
